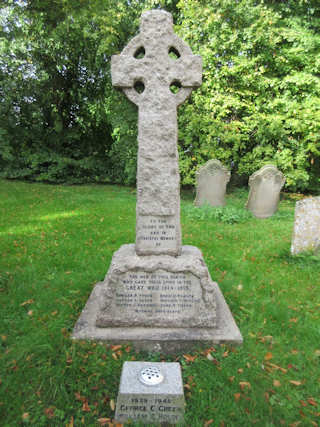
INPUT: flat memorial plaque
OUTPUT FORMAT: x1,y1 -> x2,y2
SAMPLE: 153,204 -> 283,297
115,361 -> 185,424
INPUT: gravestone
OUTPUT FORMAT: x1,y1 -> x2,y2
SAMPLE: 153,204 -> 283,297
291,196 -> 320,255
115,361 -> 185,424
194,159 -> 231,207
72,10 -> 242,353
246,164 -> 285,218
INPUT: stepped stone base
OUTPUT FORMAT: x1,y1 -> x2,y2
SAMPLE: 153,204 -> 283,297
72,245 -> 242,354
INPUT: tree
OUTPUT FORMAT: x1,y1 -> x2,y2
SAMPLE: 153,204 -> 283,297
0,0 -> 142,183
175,0 -> 320,191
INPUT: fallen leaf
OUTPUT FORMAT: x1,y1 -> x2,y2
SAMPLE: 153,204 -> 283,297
44,407 -> 55,418
112,353 -> 118,360
314,350 -> 320,357
238,368 -> 243,374
206,353 -> 214,361
204,420 -> 214,426
239,381 -> 251,390
300,400 -> 307,407
307,398 -> 317,407
110,399 -> 115,411
183,354 -> 197,362
82,399 -> 91,412
97,418 -> 110,426
291,349 -> 299,355
111,345 -> 122,351
234,393 -> 241,401
267,362 -> 287,373
289,380 -> 302,386
273,379 -> 281,387
264,352 -> 273,361
75,392 -> 86,402
289,318 -> 298,323
20,299 -> 34,306
229,376 -> 235,383
22,413 -> 29,420
223,351 -> 229,358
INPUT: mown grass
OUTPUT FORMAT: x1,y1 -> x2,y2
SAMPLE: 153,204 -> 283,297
0,179 -> 319,426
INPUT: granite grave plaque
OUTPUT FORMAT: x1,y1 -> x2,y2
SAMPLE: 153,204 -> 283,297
115,361 -> 185,424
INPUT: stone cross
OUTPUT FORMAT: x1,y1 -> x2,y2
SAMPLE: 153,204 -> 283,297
111,10 -> 202,256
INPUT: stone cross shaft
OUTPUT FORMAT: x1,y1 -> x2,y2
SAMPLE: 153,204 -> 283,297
111,10 -> 202,256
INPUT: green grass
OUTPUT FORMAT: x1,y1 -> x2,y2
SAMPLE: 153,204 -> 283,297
0,180 -> 319,426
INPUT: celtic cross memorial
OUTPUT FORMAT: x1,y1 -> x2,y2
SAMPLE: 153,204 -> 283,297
111,10 -> 202,256
73,10 -> 242,354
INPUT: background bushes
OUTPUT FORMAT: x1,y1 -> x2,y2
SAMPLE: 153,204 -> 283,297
0,0 -> 319,191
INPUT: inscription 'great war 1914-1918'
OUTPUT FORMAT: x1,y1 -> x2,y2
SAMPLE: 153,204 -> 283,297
95,245 -> 216,328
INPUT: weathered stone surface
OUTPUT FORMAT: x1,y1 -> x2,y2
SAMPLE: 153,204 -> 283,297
194,159 -> 231,207
72,266 -> 243,354
95,244 -> 216,328
246,164 -> 285,218
115,361 -> 185,424
291,196 -> 320,255
112,9 -> 202,256
72,10 -> 243,353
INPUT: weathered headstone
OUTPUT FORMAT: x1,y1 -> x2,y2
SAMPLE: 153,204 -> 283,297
115,361 -> 185,424
72,10 -> 242,353
246,164 -> 285,218
194,159 -> 231,207
291,196 -> 320,255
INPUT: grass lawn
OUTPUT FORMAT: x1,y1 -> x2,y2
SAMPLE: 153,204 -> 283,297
0,179 -> 319,426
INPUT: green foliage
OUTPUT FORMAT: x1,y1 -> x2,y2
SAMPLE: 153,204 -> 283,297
175,0 -> 320,192
183,203 -> 252,224
0,0 -> 142,183
0,0 -> 319,190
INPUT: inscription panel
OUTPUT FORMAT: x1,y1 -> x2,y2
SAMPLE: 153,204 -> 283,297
116,270 -> 200,321
136,215 -> 178,254
116,394 -> 184,423
100,269 -> 212,327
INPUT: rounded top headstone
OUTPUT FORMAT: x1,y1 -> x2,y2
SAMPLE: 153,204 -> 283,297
139,366 -> 164,386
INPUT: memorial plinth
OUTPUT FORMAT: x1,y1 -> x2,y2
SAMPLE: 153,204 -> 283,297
72,10 -> 242,353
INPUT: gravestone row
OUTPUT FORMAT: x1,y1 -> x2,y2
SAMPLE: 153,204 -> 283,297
195,161 -> 286,219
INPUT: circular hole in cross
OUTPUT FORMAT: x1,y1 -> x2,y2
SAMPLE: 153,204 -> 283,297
134,46 -> 145,59
170,80 -> 181,94
169,46 -> 180,59
134,80 -> 145,94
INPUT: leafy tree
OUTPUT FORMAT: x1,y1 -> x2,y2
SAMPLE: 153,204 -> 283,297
1,0 -> 319,191
0,0 -> 142,183
176,0 -> 320,191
